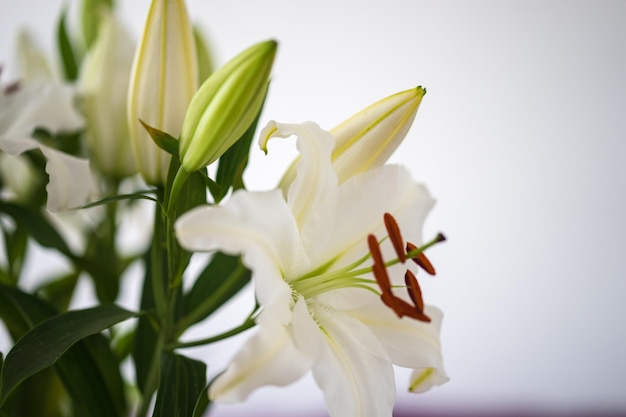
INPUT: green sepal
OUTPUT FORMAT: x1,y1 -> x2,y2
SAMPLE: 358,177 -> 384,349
152,352 -> 207,417
0,304 -> 136,404
56,8 -> 79,81
140,120 -> 180,158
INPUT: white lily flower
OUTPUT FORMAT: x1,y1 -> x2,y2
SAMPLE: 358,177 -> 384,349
80,8 -> 136,179
127,0 -> 198,185
277,87 -> 426,191
176,121 -> 447,417
1,79 -> 94,211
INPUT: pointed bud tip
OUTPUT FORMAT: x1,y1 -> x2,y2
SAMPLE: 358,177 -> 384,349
436,233 -> 446,243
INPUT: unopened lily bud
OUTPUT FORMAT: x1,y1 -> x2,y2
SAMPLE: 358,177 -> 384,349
127,0 -> 198,185
80,9 -> 136,179
178,40 -> 277,173
278,86 -> 426,190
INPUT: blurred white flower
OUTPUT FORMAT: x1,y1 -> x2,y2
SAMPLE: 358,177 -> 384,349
80,8 -> 136,179
0,75 -> 93,211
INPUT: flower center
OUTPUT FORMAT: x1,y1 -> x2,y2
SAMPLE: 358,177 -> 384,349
290,213 -> 445,322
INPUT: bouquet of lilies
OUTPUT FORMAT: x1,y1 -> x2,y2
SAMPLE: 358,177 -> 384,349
0,0 -> 448,416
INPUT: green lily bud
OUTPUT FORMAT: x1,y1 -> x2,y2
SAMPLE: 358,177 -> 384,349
178,39 -> 277,173
127,0 -> 198,185
80,9 -> 136,179
277,86 -> 426,190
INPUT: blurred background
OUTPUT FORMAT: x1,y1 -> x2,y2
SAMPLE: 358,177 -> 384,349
1,0 -> 625,416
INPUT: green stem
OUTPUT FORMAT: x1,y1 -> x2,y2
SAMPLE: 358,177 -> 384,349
150,189 -> 167,321
166,166 -> 190,216
171,316 -> 257,349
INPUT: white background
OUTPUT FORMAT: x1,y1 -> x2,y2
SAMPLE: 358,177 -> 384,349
1,0 -> 625,416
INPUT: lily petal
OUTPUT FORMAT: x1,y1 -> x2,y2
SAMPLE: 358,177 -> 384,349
304,164 -> 434,269
353,302 -> 448,392
209,309 -> 312,402
175,189 -> 308,321
40,146 -> 94,212
260,121 -> 337,231
0,83 -> 84,144
312,306 -> 396,417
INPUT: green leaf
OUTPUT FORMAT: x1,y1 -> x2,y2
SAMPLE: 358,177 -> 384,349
81,191 -> 159,209
177,252 -> 251,333
1,224 -> 28,283
35,272 -> 80,311
140,120 -> 180,158
56,334 -> 127,417
193,384 -> 211,417
0,201 -> 72,256
57,9 -> 79,81
0,304 -> 136,403
213,88 -> 267,202
152,352 -> 207,417
0,286 -> 128,416
0,284 -> 57,339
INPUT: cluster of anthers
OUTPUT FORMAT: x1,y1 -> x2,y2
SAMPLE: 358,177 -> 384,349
368,213 -> 446,323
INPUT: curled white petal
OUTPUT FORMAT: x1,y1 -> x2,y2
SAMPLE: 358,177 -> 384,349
176,189 -> 309,322
259,121 -> 337,230
40,146 -> 95,212
0,83 -> 84,143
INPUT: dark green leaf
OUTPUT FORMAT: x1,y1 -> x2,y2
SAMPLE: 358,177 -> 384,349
213,89 -> 267,202
56,334 -> 127,417
0,286 -> 127,416
56,9 -> 79,81
0,283 -> 57,339
178,253 -> 251,333
0,304 -> 136,403
152,352 -> 207,417
140,120 -> 180,158
192,383 -> 211,417
35,272 -> 80,311
0,201 -> 72,256
1,224 -> 28,283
